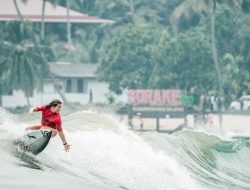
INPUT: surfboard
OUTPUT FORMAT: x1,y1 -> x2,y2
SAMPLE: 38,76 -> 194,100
14,130 -> 52,155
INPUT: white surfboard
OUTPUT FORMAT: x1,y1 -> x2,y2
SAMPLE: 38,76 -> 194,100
15,130 -> 52,155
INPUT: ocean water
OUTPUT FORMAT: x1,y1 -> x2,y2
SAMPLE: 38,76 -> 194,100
0,108 -> 250,190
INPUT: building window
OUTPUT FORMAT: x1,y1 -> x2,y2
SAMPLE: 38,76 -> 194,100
77,79 -> 84,93
66,79 -> 72,93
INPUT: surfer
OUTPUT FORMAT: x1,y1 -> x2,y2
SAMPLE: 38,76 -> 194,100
25,99 -> 70,152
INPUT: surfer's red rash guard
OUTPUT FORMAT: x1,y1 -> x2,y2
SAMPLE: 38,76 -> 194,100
35,105 -> 62,131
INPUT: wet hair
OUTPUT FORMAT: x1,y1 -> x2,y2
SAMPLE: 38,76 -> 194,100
47,99 -> 62,108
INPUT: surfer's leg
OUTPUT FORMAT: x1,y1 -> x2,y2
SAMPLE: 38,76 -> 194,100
51,130 -> 57,137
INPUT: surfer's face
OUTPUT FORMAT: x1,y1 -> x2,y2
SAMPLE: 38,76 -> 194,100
52,104 -> 62,113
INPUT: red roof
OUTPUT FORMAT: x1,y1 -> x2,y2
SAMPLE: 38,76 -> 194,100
0,0 -> 115,24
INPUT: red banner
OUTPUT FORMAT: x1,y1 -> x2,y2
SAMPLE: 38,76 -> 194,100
129,89 -> 182,106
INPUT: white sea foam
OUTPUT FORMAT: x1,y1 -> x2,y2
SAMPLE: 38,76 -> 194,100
0,109 -> 201,190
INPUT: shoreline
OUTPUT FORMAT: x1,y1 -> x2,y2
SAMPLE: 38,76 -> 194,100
118,113 -> 250,133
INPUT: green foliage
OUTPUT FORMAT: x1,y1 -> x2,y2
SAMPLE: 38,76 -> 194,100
52,27 -> 102,63
214,7 -> 250,103
98,22 -> 162,94
98,24 -> 214,96
150,28 -> 214,93
221,53 -> 241,104
0,21 -> 50,96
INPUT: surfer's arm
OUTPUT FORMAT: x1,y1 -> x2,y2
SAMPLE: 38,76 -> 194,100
29,105 -> 46,114
29,107 -> 37,114
58,131 -> 70,152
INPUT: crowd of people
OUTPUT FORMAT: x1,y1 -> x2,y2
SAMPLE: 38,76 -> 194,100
194,95 -> 224,130
200,94 -> 224,112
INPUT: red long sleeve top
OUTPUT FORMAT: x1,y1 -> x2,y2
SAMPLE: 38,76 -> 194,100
36,105 -> 62,131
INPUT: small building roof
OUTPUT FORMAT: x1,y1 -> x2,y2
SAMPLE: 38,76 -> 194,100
48,62 -> 97,78
0,0 -> 114,24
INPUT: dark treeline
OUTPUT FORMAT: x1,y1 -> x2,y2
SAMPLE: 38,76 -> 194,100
1,0 -> 250,107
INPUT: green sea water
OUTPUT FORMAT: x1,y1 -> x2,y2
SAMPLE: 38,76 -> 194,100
0,108 -> 249,190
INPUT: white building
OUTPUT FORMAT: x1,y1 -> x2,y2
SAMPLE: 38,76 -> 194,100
0,0 -> 114,24
2,62 -> 127,108
0,0 -> 124,108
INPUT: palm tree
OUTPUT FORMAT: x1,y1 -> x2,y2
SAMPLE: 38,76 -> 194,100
41,0 -> 59,41
170,0 -> 242,95
126,0 -> 135,23
13,0 -> 26,20
66,0 -> 72,46
12,0 -> 73,107
0,25 -> 4,106
41,0 -> 46,41
0,21 -> 49,106
0,56 -> 4,106
11,0 -> 52,106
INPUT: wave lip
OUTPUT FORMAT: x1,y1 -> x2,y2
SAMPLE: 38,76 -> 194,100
143,130 -> 250,190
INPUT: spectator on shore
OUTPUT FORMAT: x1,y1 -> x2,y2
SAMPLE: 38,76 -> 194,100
216,96 -> 223,129
137,113 -> 144,131
210,95 -> 215,111
216,96 -> 223,112
194,112 -> 203,129
207,112 -> 214,130
205,95 -> 210,111
200,95 -> 205,111
128,116 -> 133,129
240,99 -> 244,110
89,88 -> 93,104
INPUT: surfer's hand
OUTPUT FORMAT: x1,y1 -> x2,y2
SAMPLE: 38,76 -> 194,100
29,108 -> 33,114
64,144 -> 70,152
29,107 -> 36,114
